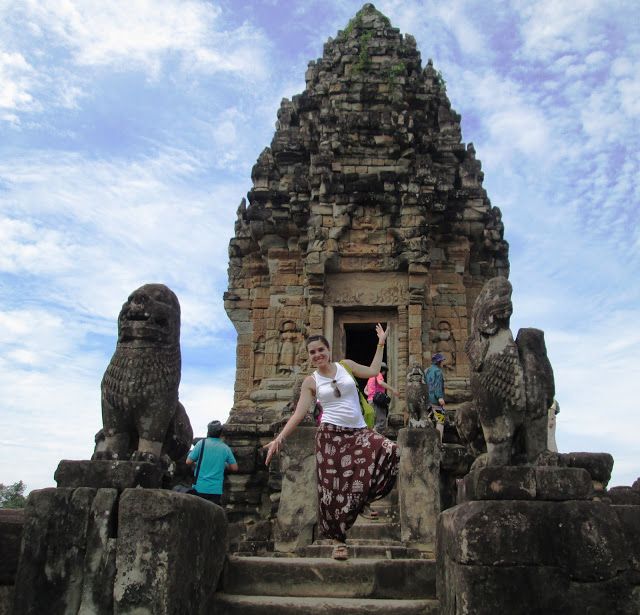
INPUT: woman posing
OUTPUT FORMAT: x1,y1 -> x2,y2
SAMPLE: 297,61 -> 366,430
264,324 -> 399,560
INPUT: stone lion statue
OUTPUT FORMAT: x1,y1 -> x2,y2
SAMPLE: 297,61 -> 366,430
406,363 -> 430,427
93,284 -> 193,464
465,277 -> 554,467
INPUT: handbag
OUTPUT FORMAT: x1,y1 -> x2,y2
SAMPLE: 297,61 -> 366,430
372,391 -> 391,407
339,361 -> 375,428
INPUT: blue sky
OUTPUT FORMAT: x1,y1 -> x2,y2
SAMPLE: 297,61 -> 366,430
1,0 -> 638,491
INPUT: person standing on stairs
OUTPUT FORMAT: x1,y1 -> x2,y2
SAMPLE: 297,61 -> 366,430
186,420 -> 238,505
365,361 -> 399,432
264,324 -> 400,561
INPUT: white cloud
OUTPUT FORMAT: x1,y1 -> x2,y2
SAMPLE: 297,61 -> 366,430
21,0 -> 270,79
518,0 -> 603,60
0,50 -> 37,121
0,148 -> 239,337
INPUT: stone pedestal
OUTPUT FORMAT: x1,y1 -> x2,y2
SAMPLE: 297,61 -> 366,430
114,490 -> 227,615
274,426 -> 317,552
437,466 -> 640,614
13,487 -> 227,615
397,427 -> 442,554
55,460 -> 163,490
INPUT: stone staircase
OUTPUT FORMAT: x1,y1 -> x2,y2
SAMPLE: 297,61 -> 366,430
212,491 -> 440,614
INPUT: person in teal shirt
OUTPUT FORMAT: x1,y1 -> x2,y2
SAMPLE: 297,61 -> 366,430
424,353 -> 446,442
186,420 -> 238,505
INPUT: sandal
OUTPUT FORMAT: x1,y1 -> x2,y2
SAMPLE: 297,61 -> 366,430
360,504 -> 378,520
331,543 -> 349,560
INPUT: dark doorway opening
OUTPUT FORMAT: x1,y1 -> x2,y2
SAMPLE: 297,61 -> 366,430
344,322 -> 387,390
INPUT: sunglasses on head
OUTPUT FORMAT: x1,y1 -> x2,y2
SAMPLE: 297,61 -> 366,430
330,379 -> 341,398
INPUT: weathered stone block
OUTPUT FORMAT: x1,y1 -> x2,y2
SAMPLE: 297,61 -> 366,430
614,505 -> 640,572
609,486 -> 640,505
534,466 -> 591,500
562,452 -> 614,487
461,466 -> 536,501
13,488 -> 98,614
438,561 -> 637,615
0,509 -> 24,585
438,498 -> 640,614
274,427 -> 317,552
78,488 -> 119,615
232,446 -> 258,473
460,466 -> 592,502
398,427 -> 441,552
55,460 -> 163,491
114,489 -> 227,615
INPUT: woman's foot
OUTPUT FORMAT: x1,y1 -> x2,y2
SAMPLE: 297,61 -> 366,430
331,542 -> 349,560
360,504 -> 378,520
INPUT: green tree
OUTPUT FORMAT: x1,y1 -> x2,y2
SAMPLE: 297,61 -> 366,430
0,481 -> 27,509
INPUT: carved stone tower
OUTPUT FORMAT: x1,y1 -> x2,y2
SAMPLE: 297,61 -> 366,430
223,3 -> 509,530
225,4 -> 508,425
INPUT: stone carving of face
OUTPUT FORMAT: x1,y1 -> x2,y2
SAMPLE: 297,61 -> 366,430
118,283 -> 181,345
472,277 -> 513,336
407,364 -> 424,382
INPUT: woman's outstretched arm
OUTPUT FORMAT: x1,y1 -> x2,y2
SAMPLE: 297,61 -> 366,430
263,375 -> 316,465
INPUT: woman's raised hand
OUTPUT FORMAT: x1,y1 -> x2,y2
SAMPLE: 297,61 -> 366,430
376,322 -> 388,345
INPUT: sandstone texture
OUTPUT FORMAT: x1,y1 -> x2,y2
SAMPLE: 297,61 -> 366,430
397,427 -> 441,553
12,487 -> 228,615
222,1 -> 509,542
273,427 -> 318,552
437,498 -> 640,614
55,460 -> 163,491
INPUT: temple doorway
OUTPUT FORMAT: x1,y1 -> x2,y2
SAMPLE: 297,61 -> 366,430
330,308 -> 396,393
344,322 -> 387,389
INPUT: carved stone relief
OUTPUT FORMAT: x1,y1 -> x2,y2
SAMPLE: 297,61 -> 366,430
277,321 -> 302,375
325,273 -> 408,307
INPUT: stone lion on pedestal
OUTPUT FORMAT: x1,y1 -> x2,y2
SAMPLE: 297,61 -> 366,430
93,284 -> 192,464
465,277 -> 555,467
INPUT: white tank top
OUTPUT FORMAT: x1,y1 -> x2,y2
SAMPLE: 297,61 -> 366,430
313,362 -> 366,428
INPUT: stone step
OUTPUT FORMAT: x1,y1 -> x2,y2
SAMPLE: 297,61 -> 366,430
348,521 -> 400,541
221,556 -> 436,599
312,538 -> 405,546
212,594 -> 440,615
214,593 -> 440,615
300,543 -> 421,559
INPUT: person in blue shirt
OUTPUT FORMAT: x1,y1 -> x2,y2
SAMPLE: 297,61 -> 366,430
186,420 -> 238,505
424,353 -> 446,442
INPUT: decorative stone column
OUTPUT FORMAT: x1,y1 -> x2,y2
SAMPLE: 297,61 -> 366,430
397,427 -> 442,556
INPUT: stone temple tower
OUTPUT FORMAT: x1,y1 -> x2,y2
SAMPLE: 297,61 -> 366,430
225,4 -> 509,427
223,4 -> 509,529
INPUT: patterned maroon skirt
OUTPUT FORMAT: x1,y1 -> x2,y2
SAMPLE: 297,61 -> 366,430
315,423 -> 399,542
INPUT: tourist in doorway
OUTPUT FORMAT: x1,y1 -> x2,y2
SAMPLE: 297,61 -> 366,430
263,324 -> 399,561
186,420 -> 238,505
365,362 -> 399,432
424,353 -> 446,443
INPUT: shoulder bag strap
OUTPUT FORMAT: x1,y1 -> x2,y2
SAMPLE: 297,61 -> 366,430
194,439 -> 207,483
